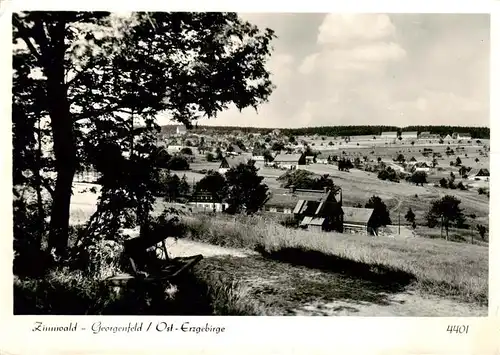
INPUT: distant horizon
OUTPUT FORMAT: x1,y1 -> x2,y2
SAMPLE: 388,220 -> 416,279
160,123 -> 490,130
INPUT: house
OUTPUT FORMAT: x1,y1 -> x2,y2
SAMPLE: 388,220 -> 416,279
418,131 -> 431,139
218,156 -> 251,174
456,133 -> 472,140
401,131 -> 418,139
305,155 -> 315,164
341,207 -> 376,235
166,145 -> 183,154
443,134 -> 453,141
262,191 -> 300,214
411,162 -> 431,173
272,129 -> 281,137
315,153 -> 329,164
187,192 -> 228,213
468,168 -> 489,181
273,153 -> 302,170
176,125 -> 187,135
292,186 -> 344,232
380,131 -> 398,140
227,144 -> 243,155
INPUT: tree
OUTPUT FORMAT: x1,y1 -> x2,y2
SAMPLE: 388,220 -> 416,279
427,195 -> 466,240
288,135 -> 296,144
224,162 -> 269,214
166,156 -> 190,170
439,178 -> 448,188
396,154 -> 405,163
476,225 -> 487,241
409,171 -> 427,186
263,150 -> 274,163
180,147 -> 193,155
13,12 -> 276,256
195,170 -> 227,201
206,152 -> 215,162
455,156 -> 462,166
365,196 -> 391,229
405,208 -> 416,227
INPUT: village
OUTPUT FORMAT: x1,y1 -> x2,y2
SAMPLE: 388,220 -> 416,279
113,124 -> 490,240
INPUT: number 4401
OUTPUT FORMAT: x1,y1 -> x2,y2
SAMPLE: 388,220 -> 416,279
447,325 -> 469,334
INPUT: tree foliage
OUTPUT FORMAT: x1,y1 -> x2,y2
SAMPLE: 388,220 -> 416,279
365,196 -> 391,229
224,162 -> 269,214
426,195 -> 466,240
13,11 -> 276,257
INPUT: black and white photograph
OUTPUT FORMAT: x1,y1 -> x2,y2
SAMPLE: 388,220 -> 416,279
11,11 -> 489,317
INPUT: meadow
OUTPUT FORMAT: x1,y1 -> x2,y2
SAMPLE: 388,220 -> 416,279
181,214 -> 488,308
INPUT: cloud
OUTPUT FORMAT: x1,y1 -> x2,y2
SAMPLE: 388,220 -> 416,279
161,13 -> 489,128
317,14 -> 396,46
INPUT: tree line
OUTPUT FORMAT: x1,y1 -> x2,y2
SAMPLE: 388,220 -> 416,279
168,125 -> 490,139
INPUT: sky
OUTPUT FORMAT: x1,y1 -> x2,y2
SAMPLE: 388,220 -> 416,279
158,13 -> 490,129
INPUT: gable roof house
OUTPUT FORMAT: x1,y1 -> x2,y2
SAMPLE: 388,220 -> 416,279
187,191 -> 228,213
342,207 -> 376,235
293,186 -> 343,232
454,133 -> 472,140
401,131 -> 418,139
419,132 -> 441,140
411,161 -> 431,173
315,153 -> 329,164
468,168 -> 490,181
380,131 -> 398,139
273,153 -> 303,170
176,125 -> 187,135
443,134 -> 453,141
218,156 -> 252,174
227,144 -> 243,156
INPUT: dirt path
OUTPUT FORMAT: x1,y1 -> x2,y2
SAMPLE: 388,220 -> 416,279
291,291 -> 485,316
167,239 -> 487,317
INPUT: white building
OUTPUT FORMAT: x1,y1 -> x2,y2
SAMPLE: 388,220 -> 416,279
176,125 -> 187,135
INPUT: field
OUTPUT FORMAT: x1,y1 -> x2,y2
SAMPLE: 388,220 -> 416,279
62,138 -> 489,316
66,186 -> 487,315
179,214 -> 487,315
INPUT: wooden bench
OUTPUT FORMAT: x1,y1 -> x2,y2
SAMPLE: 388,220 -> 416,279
105,232 -> 203,287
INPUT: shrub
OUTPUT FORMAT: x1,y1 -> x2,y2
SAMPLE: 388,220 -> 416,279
478,187 -> 487,195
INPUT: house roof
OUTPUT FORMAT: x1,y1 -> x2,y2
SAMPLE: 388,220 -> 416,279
265,193 -> 300,209
469,168 -> 489,177
342,207 -> 374,225
230,144 -> 243,153
300,216 -> 326,226
401,131 -> 418,136
266,188 -> 333,210
274,153 -> 302,163
220,156 -> 249,169
419,131 -> 430,136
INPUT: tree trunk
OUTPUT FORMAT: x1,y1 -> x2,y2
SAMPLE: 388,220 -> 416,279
45,21 -> 76,257
35,116 -> 45,249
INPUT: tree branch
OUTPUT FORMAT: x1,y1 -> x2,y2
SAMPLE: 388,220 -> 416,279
12,16 -> 43,63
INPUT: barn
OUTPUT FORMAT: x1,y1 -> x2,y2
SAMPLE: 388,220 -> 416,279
401,131 -> 418,140
341,207 -> 376,235
273,153 -> 302,170
380,132 -> 398,140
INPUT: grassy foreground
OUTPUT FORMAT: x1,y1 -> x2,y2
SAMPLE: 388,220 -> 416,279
181,214 -> 488,306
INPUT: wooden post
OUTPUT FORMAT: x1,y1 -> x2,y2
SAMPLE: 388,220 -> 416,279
398,210 -> 400,235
